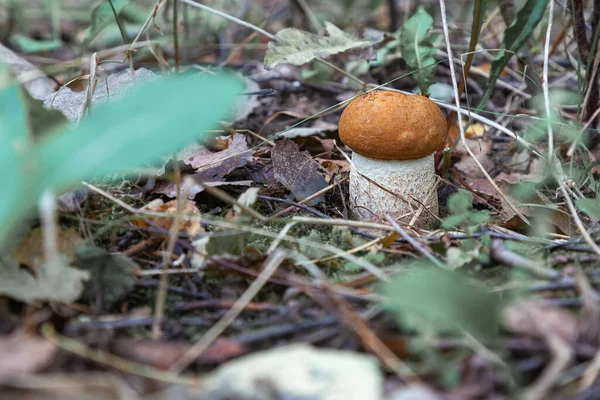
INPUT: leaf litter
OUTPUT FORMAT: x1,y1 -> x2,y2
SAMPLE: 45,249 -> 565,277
3,1 -> 600,399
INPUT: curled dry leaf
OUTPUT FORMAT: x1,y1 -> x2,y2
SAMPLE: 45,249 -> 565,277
136,199 -> 204,238
503,299 -> 578,343
155,135 -> 253,199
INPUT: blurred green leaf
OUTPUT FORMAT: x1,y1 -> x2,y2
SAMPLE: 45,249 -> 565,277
576,198 -> 600,219
441,214 -> 467,230
82,0 -> 129,49
345,252 -> 385,272
477,0 -> 549,110
35,74 -> 241,190
20,87 -> 67,140
399,7 -> 436,93
11,35 -> 63,53
0,66 -> 31,245
382,267 -> 500,340
447,190 -> 473,214
0,73 -> 241,246
264,21 -> 371,70
74,246 -> 136,309
442,190 -> 489,231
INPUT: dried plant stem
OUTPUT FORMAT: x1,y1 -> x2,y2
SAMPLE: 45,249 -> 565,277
267,176 -> 349,219
542,0 -> 555,160
39,190 -> 58,264
559,181 -> 600,258
152,161 -> 186,339
197,181 -> 267,221
172,0 -> 180,70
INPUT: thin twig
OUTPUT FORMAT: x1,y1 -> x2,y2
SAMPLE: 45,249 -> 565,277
385,215 -> 444,268
559,181 -> 600,258
197,181 -> 267,222
266,177 -> 348,219
169,248 -> 288,374
490,239 -> 560,280
40,323 -> 195,385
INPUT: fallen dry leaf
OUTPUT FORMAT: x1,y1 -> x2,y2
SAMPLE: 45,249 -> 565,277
0,255 -> 89,303
454,138 -> 493,179
112,337 -> 246,369
503,299 -> 578,343
13,227 -> 83,271
496,181 -> 571,234
0,330 -> 56,379
271,139 -> 328,205
137,199 -> 204,237
158,134 -> 252,176
155,135 -> 253,199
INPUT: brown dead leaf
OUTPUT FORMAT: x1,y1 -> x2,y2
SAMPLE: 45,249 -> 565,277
13,227 -> 83,271
454,139 -> 493,178
271,139 -> 328,205
156,135 -> 253,198
496,181 -> 571,234
495,153 -> 546,184
503,299 -> 577,343
157,134 -> 251,175
0,330 -> 56,378
112,337 -> 246,369
136,199 -> 204,237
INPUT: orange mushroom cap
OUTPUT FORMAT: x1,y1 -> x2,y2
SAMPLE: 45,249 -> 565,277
338,90 -> 447,160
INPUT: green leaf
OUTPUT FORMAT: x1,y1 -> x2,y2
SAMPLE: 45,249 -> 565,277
20,87 -> 68,140
264,21 -> 372,70
0,66 -> 31,245
467,210 -> 490,225
11,35 -> 63,53
74,246 -> 136,309
441,214 -> 467,230
345,252 -> 385,272
476,0 -> 549,110
447,190 -> 474,214
382,267 -> 500,340
82,0 -> 129,49
35,74 -> 241,190
0,254 -> 89,303
399,7 -> 437,93
576,198 -> 600,219
0,73 -> 240,247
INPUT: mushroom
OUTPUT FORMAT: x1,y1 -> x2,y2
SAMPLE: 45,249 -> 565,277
338,90 -> 447,228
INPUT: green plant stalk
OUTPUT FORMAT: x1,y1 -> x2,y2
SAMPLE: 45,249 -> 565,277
476,0 -> 549,111
446,0 -> 487,134
173,0 -> 180,71
108,0 -> 129,44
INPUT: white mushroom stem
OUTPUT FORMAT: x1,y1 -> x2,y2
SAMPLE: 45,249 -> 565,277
349,153 -> 438,227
